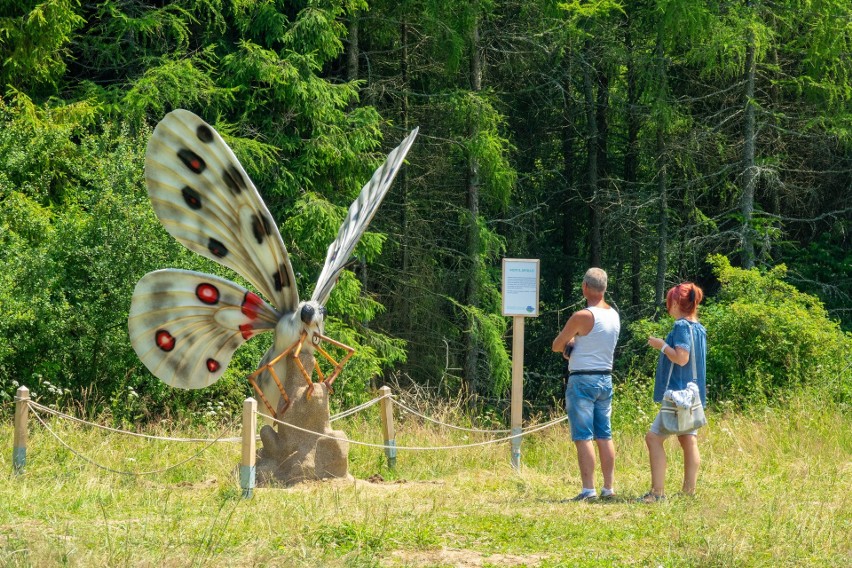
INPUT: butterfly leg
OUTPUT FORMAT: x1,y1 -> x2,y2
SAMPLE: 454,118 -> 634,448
246,342 -> 298,418
314,333 -> 356,389
292,332 -> 316,399
247,368 -> 290,418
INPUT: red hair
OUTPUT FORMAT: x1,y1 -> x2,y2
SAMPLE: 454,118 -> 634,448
666,282 -> 704,317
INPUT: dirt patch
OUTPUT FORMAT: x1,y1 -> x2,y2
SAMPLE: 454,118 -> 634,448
387,548 -> 547,567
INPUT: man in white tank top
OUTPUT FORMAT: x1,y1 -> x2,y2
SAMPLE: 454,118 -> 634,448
552,268 -> 621,501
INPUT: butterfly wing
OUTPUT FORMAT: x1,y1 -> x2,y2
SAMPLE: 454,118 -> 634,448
145,109 -> 299,313
311,127 -> 419,306
128,269 -> 281,389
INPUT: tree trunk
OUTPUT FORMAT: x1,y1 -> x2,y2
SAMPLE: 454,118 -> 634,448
348,10 -> 369,305
592,68 -> 608,268
561,48 -> 577,293
654,38 -> 668,309
399,17 -> 412,334
625,12 -> 641,308
347,11 -> 359,82
740,22 -> 758,268
463,8 -> 482,396
655,127 -> 668,310
582,41 -> 601,268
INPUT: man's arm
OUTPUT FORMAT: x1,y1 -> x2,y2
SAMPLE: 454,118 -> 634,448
552,309 -> 594,353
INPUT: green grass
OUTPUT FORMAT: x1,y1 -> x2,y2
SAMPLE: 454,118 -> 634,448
1,396 -> 849,567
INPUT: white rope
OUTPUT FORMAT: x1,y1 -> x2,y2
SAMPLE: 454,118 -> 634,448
27,400 -> 242,443
28,404 -> 225,476
328,393 -> 389,422
390,397 -> 513,433
389,397 -> 569,434
263,410 -> 568,451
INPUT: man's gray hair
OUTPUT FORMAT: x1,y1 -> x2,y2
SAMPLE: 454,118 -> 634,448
583,267 -> 608,293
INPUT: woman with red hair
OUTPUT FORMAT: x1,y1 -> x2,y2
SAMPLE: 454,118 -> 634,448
640,282 -> 707,502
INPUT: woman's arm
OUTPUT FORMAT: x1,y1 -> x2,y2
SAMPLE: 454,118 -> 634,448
647,336 -> 689,366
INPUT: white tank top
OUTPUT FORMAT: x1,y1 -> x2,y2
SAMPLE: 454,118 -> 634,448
568,306 -> 621,372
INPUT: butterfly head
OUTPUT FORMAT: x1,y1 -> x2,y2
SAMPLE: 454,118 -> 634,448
299,301 -> 327,346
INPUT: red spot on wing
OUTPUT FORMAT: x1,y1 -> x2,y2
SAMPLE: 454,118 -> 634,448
206,359 -> 221,373
239,324 -> 254,340
196,283 -> 220,305
155,330 -> 175,352
241,292 -> 263,319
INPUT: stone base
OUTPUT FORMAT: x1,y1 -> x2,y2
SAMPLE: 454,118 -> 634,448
253,372 -> 350,487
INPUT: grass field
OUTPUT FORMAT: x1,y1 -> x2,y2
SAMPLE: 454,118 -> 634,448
1,394 -> 849,567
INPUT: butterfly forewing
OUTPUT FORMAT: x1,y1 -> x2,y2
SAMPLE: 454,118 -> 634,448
145,109 -> 299,312
128,269 -> 281,389
311,127 -> 419,306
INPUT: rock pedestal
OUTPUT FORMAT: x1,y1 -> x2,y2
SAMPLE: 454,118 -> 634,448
255,351 -> 351,486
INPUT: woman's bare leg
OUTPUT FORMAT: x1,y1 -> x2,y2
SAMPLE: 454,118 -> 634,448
645,431 -> 667,495
678,434 -> 700,495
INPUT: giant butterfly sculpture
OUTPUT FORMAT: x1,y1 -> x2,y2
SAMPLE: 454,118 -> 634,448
128,110 -> 418,423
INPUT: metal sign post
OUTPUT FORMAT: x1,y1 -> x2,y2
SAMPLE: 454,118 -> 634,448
501,259 -> 540,470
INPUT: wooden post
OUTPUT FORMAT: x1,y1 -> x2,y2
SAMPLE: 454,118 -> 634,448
510,316 -> 525,470
240,398 -> 257,498
13,386 -> 30,475
379,386 -> 396,469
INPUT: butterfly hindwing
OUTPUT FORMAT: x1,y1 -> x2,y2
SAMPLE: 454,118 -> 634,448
128,269 -> 281,389
311,127 -> 419,305
145,109 -> 299,313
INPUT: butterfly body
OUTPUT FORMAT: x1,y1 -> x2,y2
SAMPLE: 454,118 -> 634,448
129,110 -> 417,419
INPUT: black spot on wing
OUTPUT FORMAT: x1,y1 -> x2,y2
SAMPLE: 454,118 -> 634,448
226,335 -> 242,352
222,165 -> 245,195
251,213 -> 269,245
384,165 -> 395,183
182,186 -> 202,210
208,238 -> 229,258
165,356 -> 180,375
178,149 -> 206,174
273,264 -> 290,291
196,124 -> 214,143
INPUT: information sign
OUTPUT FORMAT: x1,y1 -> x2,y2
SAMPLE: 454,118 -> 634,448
501,259 -> 540,317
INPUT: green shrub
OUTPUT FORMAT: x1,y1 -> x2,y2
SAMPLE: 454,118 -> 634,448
702,255 -> 851,405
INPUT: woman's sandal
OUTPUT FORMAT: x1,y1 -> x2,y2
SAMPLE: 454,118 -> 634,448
637,491 -> 666,503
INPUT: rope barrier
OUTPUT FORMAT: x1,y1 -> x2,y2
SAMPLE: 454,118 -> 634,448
263,410 -> 568,451
28,404 -> 226,476
27,400 -> 242,443
20,391 -> 569,472
329,393 -> 389,422
390,397 -> 513,433
388,396 -> 570,434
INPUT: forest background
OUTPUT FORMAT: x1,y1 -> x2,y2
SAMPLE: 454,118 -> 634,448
0,0 -> 850,422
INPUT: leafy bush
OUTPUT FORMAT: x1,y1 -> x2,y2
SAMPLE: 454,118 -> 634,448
701,255 -> 851,405
625,255 -> 852,408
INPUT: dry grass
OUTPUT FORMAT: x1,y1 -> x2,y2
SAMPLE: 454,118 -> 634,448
1,394 -> 849,567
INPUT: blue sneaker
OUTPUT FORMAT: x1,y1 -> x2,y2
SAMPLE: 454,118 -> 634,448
569,490 -> 598,502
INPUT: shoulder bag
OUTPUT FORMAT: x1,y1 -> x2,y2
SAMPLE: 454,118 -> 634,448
660,324 -> 707,434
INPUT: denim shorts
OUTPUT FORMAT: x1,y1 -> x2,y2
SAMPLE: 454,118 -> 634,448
565,373 -> 613,441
